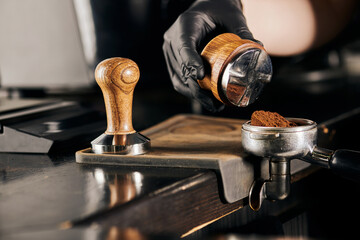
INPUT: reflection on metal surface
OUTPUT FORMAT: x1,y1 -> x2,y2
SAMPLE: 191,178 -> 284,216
106,227 -> 147,240
83,169 -> 146,221
132,171 -> 144,195
43,121 -> 63,133
93,170 -> 145,208
91,133 -> 150,155
94,168 -> 106,185
0,150 -> 203,235
89,168 -> 145,208
108,174 -> 136,207
221,48 -> 272,107
83,226 -> 103,240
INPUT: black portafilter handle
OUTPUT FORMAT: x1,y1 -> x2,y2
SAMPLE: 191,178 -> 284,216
307,147 -> 360,182
329,149 -> 360,182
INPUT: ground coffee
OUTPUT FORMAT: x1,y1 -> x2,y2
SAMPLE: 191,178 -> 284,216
251,110 -> 297,127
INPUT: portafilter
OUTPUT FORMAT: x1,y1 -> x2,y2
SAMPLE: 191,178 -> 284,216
242,118 -> 360,210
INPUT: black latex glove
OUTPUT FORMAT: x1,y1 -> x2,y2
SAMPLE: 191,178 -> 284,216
163,0 -> 258,112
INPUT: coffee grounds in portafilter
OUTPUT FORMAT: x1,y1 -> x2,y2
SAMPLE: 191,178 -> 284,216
251,110 -> 297,127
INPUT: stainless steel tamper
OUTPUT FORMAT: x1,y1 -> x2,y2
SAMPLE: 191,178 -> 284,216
198,33 -> 272,107
91,57 -> 150,155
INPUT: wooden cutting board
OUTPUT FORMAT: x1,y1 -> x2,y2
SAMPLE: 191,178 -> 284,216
77,114 -> 248,165
76,114 -> 267,203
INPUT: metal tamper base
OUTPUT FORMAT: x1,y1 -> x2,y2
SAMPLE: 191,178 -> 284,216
91,132 -> 150,155
221,48 -> 272,107
198,33 -> 272,108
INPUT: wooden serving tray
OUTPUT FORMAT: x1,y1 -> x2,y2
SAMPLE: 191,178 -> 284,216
76,114 -> 269,203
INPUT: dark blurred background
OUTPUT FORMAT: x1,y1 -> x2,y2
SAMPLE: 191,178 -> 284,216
88,0 -> 360,130
1,0 -> 360,129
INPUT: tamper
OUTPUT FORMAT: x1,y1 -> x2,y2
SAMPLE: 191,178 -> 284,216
199,33 -> 272,107
91,57 -> 150,155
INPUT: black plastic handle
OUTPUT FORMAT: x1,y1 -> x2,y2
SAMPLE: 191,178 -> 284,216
329,149 -> 360,182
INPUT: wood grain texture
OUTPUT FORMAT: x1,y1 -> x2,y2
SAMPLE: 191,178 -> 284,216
142,114 -> 245,161
95,57 -> 140,135
198,33 -> 265,105
78,114 -> 247,165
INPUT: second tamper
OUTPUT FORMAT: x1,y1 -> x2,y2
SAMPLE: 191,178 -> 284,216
91,57 -> 150,155
198,33 -> 272,107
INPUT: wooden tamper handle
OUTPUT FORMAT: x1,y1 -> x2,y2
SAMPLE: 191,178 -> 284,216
198,33 -> 272,107
95,57 -> 139,135
92,57 -> 150,155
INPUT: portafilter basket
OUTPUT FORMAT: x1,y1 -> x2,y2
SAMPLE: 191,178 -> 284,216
242,118 -> 317,159
242,118 -> 360,210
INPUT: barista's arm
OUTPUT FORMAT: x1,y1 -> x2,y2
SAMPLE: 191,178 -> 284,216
242,0 -> 358,56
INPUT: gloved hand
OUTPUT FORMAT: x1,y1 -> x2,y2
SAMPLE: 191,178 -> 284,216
163,0 -> 258,112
